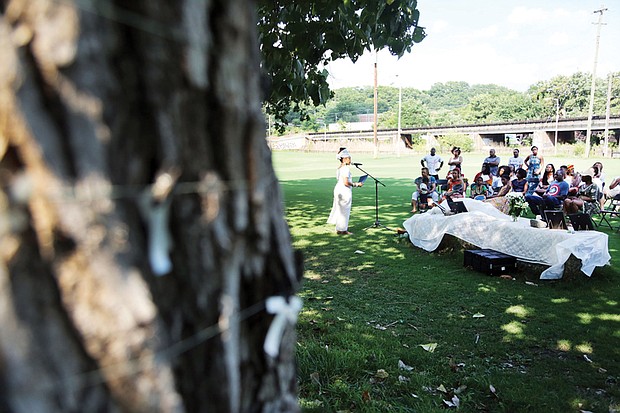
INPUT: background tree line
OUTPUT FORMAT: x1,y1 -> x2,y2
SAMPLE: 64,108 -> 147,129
276,72 -> 620,134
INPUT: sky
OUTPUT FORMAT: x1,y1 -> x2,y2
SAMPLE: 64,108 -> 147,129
326,0 -> 620,92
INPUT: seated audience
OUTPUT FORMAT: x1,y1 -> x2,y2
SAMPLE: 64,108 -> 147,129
582,164 -> 604,206
492,165 -> 512,194
474,163 -> 493,187
603,176 -> 620,204
412,153 -> 612,220
411,167 -> 438,213
418,177 -> 432,209
533,163 -> 556,196
565,165 -> 581,196
592,161 -> 605,185
470,176 -> 491,199
589,163 -> 605,208
483,174 -> 513,214
511,168 -> 529,193
563,174 -> 600,216
525,170 -> 569,218
443,168 -> 465,199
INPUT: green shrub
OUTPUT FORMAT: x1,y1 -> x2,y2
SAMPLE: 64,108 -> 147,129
520,134 -> 533,147
573,143 -> 585,156
437,133 -> 474,152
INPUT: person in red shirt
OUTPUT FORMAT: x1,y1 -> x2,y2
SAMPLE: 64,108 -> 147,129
443,168 -> 465,199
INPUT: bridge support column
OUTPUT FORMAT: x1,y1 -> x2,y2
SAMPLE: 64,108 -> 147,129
532,130 -> 554,151
424,133 -> 439,149
470,133 -> 484,150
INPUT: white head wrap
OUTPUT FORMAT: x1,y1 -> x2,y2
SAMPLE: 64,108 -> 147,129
580,167 -> 595,177
337,148 -> 351,160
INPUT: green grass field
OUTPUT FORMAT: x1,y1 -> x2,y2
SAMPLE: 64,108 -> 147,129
273,150 -> 620,413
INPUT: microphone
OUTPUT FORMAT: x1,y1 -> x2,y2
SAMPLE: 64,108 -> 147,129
353,163 -> 363,166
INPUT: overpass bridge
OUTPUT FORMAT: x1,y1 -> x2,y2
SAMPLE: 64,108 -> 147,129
268,116 -> 620,152
398,116 -> 620,149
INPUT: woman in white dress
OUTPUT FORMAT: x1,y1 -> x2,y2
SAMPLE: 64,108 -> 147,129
327,148 -> 363,234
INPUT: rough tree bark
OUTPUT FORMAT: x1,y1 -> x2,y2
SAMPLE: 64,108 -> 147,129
0,0 -> 301,412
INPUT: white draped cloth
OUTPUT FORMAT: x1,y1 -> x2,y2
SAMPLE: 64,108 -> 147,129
403,198 -> 611,280
327,166 -> 353,232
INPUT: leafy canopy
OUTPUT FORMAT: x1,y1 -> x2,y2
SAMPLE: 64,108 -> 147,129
258,0 -> 426,129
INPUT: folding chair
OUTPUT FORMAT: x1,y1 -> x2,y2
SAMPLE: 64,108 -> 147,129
436,179 -> 448,195
543,210 -> 567,230
446,195 -> 468,214
597,194 -> 620,231
568,213 -> 595,231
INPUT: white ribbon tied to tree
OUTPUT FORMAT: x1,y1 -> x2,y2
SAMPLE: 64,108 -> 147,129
137,169 -> 180,276
138,193 -> 173,276
263,296 -> 303,358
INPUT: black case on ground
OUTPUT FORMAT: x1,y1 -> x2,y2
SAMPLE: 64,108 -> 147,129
464,249 -> 517,276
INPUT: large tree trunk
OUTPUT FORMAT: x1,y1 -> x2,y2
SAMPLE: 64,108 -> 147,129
0,0 -> 301,412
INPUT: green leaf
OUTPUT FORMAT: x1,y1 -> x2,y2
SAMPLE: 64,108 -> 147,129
413,26 -> 426,43
294,59 -> 304,80
259,1 -> 426,126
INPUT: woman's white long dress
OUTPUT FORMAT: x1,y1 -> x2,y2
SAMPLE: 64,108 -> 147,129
327,166 -> 352,231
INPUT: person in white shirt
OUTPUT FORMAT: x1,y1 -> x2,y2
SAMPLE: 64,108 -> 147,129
603,176 -> 620,203
590,161 -> 606,209
420,147 -> 444,180
508,148 -> 523,174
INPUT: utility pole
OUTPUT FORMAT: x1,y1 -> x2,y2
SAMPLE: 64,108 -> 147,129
554,98 -> 559,156
585,5 -> 607,158
397,74 -> 402,158
268,115 -> 271,138
604,72 -> 613,157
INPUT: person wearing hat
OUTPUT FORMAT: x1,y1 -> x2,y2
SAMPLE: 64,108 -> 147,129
327,147 -> 363,235
447,146 -> 463,172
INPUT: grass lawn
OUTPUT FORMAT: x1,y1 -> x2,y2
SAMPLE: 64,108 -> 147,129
273,150 -> 620,413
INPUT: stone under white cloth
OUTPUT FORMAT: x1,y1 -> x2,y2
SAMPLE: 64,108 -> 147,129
402,198 -> 611,280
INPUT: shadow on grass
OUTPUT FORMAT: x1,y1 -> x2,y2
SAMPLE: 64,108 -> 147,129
282,177 -> 620,413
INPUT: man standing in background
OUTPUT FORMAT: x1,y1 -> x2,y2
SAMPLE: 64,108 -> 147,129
484,148 -> 501,176
508,148 -> 523,173
421,147 -> 443,180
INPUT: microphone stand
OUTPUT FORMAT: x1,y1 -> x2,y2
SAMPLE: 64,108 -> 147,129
354,164 -> 391,231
